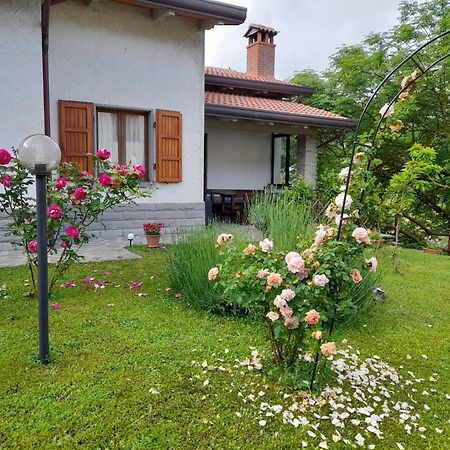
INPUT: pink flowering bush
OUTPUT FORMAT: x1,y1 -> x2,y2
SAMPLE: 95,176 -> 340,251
0,147 -> 149,294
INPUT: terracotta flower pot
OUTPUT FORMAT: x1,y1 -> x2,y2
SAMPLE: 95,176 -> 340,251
146,234 -> 161,248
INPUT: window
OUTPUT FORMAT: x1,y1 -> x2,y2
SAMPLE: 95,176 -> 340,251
97,109 -> 149,179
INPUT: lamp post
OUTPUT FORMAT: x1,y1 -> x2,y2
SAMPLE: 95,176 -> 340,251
18,135 -> 61,364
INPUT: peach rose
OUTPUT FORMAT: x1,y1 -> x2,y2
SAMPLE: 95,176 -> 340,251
325,203 -> 338,219
243,243 -> 256,255
280,288 -> 295,301
353,152 -> 365,164
351,268 -> 363,284
379,103 -> 394,118
305,309 -> 320,325
338,167 -> 351,180
352,227 -> 371,244
257,269 -> 270,280
208,267 -> 219,281
312,331 -> 322,340
320,342 -> 337,357
266,311 -> 279,322
217,233 -> 233,246
267,272 -> 282,287
312,274 -> 329,287
284,316 -> 300,329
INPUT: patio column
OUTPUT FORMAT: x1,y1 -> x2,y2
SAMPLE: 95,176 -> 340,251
296,133 -> 317,189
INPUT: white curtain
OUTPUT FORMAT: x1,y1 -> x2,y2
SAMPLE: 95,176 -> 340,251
126,115 -> 145,166
97,112 -> 119,165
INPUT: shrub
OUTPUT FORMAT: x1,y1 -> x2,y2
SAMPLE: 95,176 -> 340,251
247,191 -> 315,250
0,147 -> 149,294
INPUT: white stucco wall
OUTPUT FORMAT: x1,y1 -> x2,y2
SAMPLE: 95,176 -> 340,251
49,0 -> 205,204
0,0 -> 44,150
206,126 -> 272,190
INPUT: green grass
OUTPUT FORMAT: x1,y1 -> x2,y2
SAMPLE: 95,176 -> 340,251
0,247 -> 449,449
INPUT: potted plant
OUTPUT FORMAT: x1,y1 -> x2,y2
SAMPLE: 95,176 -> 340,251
143,222 -> 164,248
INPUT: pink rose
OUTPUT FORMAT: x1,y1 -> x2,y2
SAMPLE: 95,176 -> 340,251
280,306 -> 293,318
97,148 -> 111,160
305,309 -> 320,325
113,165 -> 128,176
267,272 -> 282,287
352,227 -> 371,244
366,256 -> 378,272
321,342 -> 337,357
280,288 -> 295,301
315,227 -> 327,245
0,149 -> 12,165
52,302 -> 62,310
325,203 -> 338,219
47,204 -> 62,220
284,316 -> 300,329
217,233 -> 233,246
312,274 -> 329,287
27,240 -> 38,253
65,225 -> 80,239
351,268 -> 363,284
379,103 -> 394,118
55,177 -> 66,189
335,213 -> 350,225
60,241 -> 69,249
243,244 -> 256,255
335,193 -> 353,210
257,269 -> 269,280
81,171 -> 93,178
132,164 -> 145,179
208,267 -> 219,281
1,175 -> 11,187
274,295 -> 287,309
266,311 -> 279,322
73,187 -> 86,202
259,238 -> 273,253
285,252 -> 305,274
338,167 -> 351,180
98,173 -> 113,186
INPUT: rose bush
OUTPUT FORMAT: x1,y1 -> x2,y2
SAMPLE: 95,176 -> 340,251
208,162 -> 380,385
0,147 -> 150,294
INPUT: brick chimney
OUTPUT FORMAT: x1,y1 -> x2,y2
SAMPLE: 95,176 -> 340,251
244,24 -> 278,78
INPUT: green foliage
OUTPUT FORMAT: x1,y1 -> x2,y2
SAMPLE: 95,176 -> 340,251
290,0 -> 449,237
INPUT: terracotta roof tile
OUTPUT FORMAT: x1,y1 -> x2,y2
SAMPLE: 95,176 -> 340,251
205,66 -> 296,86
205,91 -> 351,122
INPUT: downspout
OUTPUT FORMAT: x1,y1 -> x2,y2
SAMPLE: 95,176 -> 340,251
42,0 -> 51,136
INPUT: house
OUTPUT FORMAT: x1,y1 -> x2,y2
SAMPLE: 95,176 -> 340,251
0,2 -> 352,243
204,24 -> 354,201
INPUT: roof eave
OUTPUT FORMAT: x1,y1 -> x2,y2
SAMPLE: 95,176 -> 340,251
205,74 -> 314,96
102,0 -> 246,25
205,104 -> 355,129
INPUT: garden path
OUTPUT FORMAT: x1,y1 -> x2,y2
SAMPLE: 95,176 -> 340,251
0,237 -> 148,268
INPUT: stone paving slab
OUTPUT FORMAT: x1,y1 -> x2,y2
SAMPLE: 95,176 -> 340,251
0,237 -> 150,268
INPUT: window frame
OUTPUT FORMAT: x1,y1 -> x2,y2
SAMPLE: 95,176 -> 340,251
96,107 -> 150,180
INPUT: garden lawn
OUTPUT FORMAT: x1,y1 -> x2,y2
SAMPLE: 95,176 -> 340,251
0,247 -> 449,449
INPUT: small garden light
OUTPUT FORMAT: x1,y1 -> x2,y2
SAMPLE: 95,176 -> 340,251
127,233 -> 135,247
18,134 -> 61,364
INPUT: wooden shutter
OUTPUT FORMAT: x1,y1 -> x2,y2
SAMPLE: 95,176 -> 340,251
58,100 -> 94,173
156,109 -> 182,182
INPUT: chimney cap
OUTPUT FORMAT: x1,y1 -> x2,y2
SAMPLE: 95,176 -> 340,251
244,23 -> 279,38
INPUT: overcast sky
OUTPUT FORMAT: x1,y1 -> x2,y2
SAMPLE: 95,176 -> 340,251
205,0 -> 403,80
